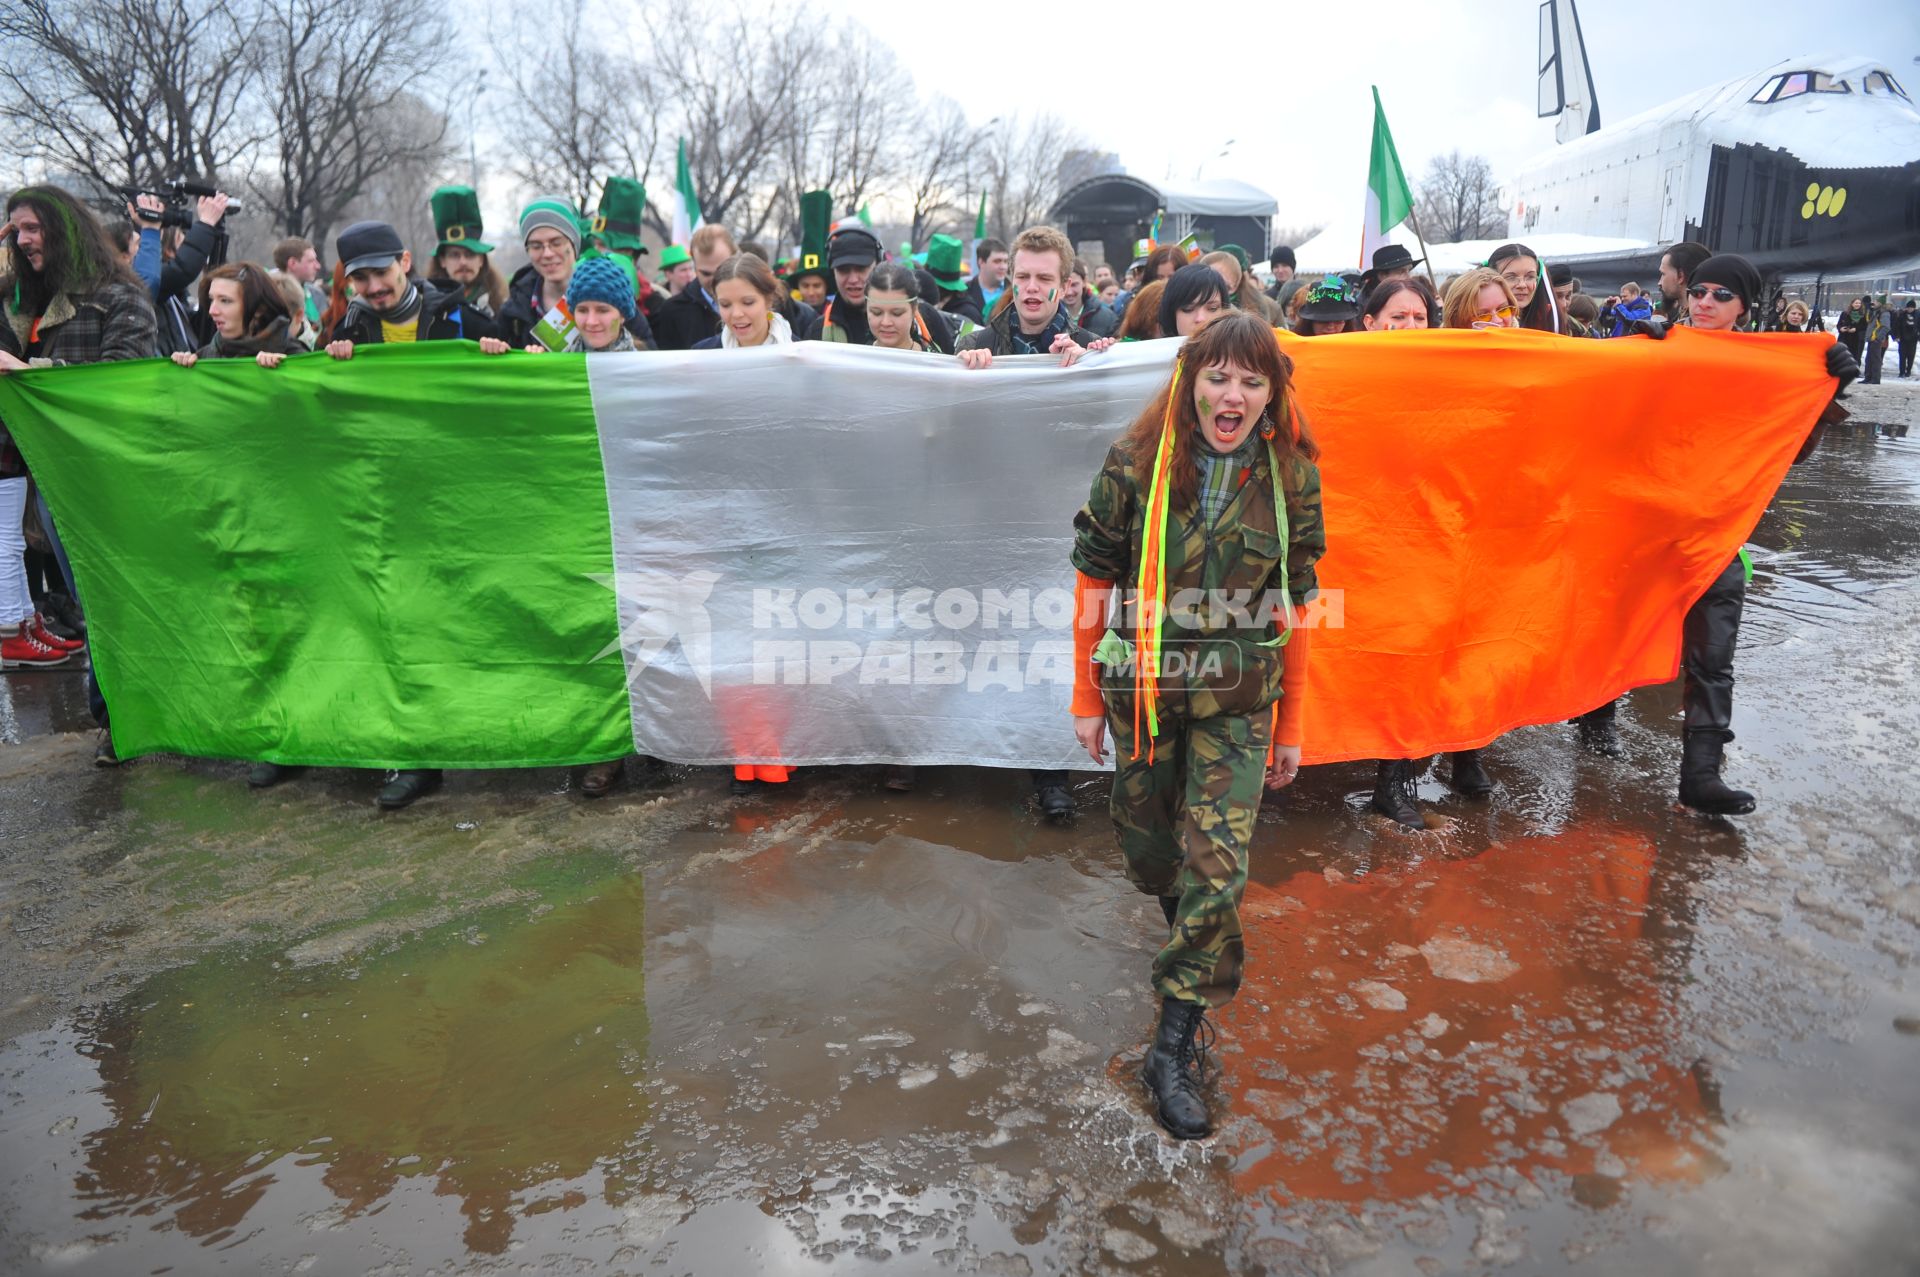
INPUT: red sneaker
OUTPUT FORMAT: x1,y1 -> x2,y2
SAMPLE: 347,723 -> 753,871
1,626 -> 73,668
30,613 -> 84,653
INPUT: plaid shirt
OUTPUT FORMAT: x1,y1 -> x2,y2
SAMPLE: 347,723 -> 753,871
0,278 -> 156,476
1195,436 -> 1259,527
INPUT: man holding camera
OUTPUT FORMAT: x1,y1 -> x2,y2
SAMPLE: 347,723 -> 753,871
128,186 -> 233,356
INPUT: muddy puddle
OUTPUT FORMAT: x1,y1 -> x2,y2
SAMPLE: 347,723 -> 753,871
2,431 -> 1917,1275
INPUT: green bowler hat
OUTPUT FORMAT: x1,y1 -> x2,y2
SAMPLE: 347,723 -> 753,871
658,244 -> 691,269
923,234 -> 969,292
592,176 -> 649,254
429,185 -> 492,254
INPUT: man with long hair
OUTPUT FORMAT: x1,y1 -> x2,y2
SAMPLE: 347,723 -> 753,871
0,185 -> 156,749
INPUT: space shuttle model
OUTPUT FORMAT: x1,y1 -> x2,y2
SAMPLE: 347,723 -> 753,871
1510,0 -> 1918,284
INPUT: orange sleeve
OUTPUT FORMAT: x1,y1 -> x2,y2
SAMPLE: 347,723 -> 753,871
1071,570 -> 1113,718
1272,609 -> 1312,749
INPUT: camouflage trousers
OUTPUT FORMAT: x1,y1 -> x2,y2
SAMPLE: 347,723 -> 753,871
1105,704 -> 1270,1009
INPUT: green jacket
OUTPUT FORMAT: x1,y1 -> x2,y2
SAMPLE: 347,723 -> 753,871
1071,437 -> 1325,721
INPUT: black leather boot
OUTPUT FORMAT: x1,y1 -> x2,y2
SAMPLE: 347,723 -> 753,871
580,757 -> 624,797
1447,749 -> 1493,797
248,762 -> 300,789
1033,769 -> 1073,821
1573,700 -> 1625,758
1141,997 -> 1212,1140
1369,759 -> 1422,828
1679,729 -> 1756,815
377,769 -> 443,810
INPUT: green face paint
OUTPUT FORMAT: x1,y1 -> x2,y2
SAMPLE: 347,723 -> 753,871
1198,394 -> 1213,422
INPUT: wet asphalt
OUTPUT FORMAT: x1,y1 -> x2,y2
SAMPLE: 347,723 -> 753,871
0,385 -> 1916,1275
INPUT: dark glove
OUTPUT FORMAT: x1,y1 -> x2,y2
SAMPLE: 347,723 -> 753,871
1624,317 -> 1667,340
1825,341 -> 1859,395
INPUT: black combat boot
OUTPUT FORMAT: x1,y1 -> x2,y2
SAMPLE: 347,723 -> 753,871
248,762 -> 300,789
1573,700 -> 1625,758
1679,729 -> 1756,815
1369,759 -> 1422,828
1142,997 -> 1212,1140
377,768 -> 443,810
1033,769 -> 1074,821
1447,749 -> 1493,797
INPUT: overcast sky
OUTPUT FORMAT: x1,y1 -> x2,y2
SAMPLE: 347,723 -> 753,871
823,0 -> 1920,233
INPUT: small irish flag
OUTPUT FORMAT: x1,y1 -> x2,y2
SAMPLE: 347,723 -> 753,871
671,138 -> 703,246
1362,86 -> 1414,269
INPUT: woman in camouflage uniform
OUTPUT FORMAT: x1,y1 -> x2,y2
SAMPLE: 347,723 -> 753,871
1068,312 -> 1324,1139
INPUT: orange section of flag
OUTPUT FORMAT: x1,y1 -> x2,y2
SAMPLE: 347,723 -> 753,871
1277,327 -> 1837,764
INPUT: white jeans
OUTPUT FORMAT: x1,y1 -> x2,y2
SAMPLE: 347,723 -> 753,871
0,475 -> 32,626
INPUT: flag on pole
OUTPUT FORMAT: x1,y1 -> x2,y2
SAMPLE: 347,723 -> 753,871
1362,85 -> 1415,270
671,138 -> 703,246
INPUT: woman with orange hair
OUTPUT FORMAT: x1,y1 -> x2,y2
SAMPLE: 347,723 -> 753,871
1068,311 -> 1324,1140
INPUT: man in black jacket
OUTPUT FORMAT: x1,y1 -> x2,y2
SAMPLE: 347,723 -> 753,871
652,224 -> 736,350
955,225 -> 1103,368
316,219 -> 501,810
324,221 -> 499,352
955,224 -> 1108,821
804,226 -> 957,353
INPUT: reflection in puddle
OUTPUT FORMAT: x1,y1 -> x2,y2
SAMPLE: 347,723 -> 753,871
1223,829 -> 1725,1207
70,875 -> 647,1254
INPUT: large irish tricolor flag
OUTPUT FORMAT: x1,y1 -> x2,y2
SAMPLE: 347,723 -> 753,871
0,333 -> 1836,770
1362,85 -> 1416,269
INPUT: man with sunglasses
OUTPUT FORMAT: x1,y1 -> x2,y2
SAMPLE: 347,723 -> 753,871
1671,254 -> 1857,814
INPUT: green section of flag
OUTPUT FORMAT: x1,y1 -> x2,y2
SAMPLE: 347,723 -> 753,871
1368,85 -> 1415,235
973,192 -> 987,240
673,137 -> 703,239
0,344 -> 633,767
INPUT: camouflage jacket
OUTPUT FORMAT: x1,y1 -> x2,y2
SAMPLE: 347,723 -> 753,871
1071,437 -> 1325,721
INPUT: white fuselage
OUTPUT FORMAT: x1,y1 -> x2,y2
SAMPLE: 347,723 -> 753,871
1508,54 -> 1920,245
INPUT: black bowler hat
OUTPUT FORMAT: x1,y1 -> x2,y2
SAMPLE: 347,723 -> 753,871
1369,244 -> 1423,274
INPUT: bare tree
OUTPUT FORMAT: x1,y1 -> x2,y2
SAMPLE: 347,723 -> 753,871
980,112 -> 1089,241
0,0 -> 267,190
1415,150 -> 1504,244
638,0 -> 817,242
489,18 -> 664,212
1269,223 -> 1325,251
252,0 -> 459,250
902,97 -> 979,246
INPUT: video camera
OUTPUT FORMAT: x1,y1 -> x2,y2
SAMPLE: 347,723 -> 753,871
120,179 -> 243,229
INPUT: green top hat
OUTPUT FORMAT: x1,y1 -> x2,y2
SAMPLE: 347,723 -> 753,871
592,176 -> 649,254
429,185 -> 492,255
658,244 -> 692,270
786,189 -> 834,284
923,234 -> 970,292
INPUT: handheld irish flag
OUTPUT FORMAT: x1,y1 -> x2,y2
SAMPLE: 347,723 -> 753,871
671,138 -> 703,246
1363,85 -> 1415,269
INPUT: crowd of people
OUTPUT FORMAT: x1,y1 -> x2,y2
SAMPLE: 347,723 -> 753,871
0,171 -> 1869,1141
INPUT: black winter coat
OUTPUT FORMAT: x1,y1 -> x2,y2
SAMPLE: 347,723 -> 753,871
325,280 -> 500,346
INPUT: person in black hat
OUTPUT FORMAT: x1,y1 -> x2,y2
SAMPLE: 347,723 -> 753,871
1265,244 -> 1296,301
805,225 -> 956,352
1896,299 -> 1918,378
1293,277 -> 1360,335
1358,243 -> 1422,297
1657,252 -> 1858,815
317,219 -> 507,810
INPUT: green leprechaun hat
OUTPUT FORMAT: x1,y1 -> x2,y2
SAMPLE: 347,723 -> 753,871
429,185 -> 492,254
923,234 -> 970,293
593,176 -> 648,254
786,189 -> 833,284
